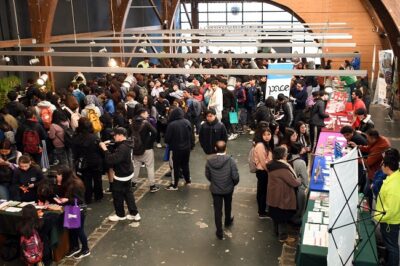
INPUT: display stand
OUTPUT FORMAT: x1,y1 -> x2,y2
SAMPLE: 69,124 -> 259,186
328,148 -> 385,266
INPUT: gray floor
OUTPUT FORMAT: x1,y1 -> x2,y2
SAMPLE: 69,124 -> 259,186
1,104 -> 399,266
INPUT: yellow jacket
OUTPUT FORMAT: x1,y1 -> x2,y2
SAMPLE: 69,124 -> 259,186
375,170 -> 400,224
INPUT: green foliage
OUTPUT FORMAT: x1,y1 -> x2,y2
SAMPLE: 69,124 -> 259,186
0,76 -> 21,109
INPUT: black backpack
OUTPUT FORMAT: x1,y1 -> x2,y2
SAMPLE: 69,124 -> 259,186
130,122 -> 146,156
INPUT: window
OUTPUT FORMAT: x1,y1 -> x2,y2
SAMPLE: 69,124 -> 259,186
179,1 -> 319,54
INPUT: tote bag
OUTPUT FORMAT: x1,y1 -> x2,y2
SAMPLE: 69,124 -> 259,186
63,199 -> 81,229
229,112 -> 239,124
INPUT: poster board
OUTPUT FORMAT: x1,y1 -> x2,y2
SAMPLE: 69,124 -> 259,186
327,148 -> 358,266
266,63 -> 294,99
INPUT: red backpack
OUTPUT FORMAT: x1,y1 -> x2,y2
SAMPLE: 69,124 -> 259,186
39,106 -> 53,129
20,230 -> 43,264
23,129 -> 42,154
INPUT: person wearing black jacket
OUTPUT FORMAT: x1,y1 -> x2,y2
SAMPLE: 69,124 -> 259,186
72,118 -> 104,204
130,108 -> 159,193
309,91 -> 329,151
99,127 -> 141,222
254,96 -> 276,126
199,109 -> 228,155
165,107 -> 194,190
275,94 -> 293,134
221,82 -> 237,139
290,80 -> 308,127
5,90 -> 25,120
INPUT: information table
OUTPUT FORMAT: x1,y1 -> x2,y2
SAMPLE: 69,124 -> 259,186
309,132 -> 347,192
296,199 -> 378,266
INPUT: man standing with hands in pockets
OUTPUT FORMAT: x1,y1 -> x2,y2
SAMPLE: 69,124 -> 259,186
205,141 -> 239,240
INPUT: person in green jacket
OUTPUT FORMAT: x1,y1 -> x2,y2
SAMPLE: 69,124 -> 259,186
375,148 -> 400,266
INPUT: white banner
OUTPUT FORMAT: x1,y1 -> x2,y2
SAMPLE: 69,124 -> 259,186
328,148 -> 358,266
265,78 -> 291,99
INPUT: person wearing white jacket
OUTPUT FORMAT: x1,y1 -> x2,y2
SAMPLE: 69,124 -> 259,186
208,80 -> 223,121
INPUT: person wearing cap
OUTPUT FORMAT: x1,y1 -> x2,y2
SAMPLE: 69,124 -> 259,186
99,127 -> 141,222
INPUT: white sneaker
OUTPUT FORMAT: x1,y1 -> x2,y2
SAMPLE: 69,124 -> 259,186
127,213 -> 141,221
156,143 -> 162,148
228,134 -> 235,141
249,130 -> 255,135
108,214 -> 126,222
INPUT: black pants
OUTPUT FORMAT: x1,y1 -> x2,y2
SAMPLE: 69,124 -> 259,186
310,125 -> 322,152
256,170 -> 268,215
172,149 -> 191,187
82,169 -> 103,203
112,179 -> 138,218
69,211 -> 89,251
212,192 -> 233,234
293,109 -> 305,127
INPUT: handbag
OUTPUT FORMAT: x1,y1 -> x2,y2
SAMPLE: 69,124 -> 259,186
229,112 -> 238,124
63,198 -> 81,229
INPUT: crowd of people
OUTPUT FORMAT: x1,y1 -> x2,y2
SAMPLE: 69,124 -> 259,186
0,54 -> 398,265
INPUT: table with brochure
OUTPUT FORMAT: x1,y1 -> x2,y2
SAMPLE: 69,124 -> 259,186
296,192 -> 377,266
0,200 -> 69,262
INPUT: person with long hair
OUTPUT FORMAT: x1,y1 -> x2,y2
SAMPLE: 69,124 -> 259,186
295,121 -> 311,165
253,127 -> 273,219
269,121 -> 283,147
279,128 -> 298,158
71,117 -> 103,203
54,167 -> 90,259
18,204 -> 44,265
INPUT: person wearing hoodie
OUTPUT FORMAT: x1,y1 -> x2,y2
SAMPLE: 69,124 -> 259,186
309,91 -> 329,151
266,146 -> 301,244
125,91 -> 139,121
354,108 -> 374,134
81,97 -> 102,118
34,92 -> 57,116
99,127 -> 141,222
164,107 -> 194,190
130,108 -> 159,193
72,118 -> 104,204
199,109 -> 228,155
205,140 -> 239,240
275,93 -> 293,135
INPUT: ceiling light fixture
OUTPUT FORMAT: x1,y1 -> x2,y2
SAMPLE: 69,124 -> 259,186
29,57 -> 40,65
37,73 -> 48,86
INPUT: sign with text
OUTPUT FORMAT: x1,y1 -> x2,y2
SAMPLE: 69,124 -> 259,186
266,63 -> 293,99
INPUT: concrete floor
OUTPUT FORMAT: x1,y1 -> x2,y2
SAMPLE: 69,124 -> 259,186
1,104 -> 399,266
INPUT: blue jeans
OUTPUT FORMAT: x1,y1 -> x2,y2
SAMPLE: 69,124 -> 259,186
380,223 -> 400,266
0,184 -> 9,200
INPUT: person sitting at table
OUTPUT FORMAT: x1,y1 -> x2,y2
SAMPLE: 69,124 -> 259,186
54,167 -> 90,260
266,146 -> 301,244
309,91 -> 329,152
374,148 -> 400,266
354,108 -> 374,134
11,155 -> 43,202
0,139 -> 20,200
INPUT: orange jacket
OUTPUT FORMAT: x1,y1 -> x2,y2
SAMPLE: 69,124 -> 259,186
359,136 -> 390,180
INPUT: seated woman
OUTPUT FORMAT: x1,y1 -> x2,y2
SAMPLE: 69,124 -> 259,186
11,155 -> 43,202
0,139 -> 20,199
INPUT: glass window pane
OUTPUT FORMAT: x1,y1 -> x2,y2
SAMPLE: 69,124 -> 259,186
180,22 -> 191,30
227,12 -> 242,22
243,12 -> 262,22
199,13 -> 208,22
199,22 -> 208,29
208,12 -> 226,22
208,3 -> 226,12
243,2 -> 262,12
227,3 -> 242,14
208,22 -> 227,26
198,3 -> 207,12
263,3 -> 284,12
181,3 -> 191,12
181,14 -> 188,23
